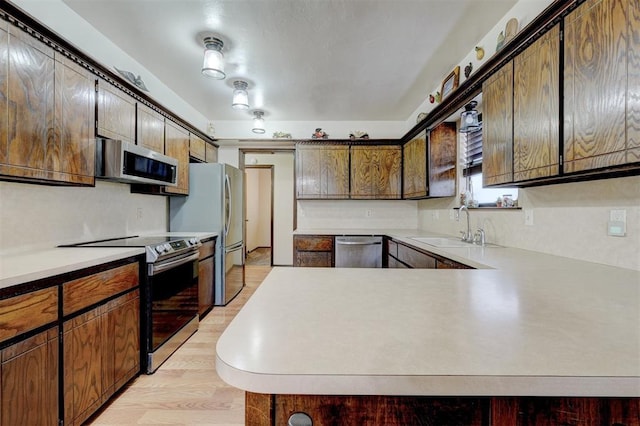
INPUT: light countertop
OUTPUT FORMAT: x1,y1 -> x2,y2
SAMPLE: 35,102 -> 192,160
0,232 -> 217,291
218,230 -> 640,397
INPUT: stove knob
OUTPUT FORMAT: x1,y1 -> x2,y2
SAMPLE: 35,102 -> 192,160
155,245 -> 165,254
164,243 -> 172,252
189,238 -> 198,245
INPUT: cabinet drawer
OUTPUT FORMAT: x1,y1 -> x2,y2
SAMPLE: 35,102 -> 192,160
387,256 -> 408,269
0,287 -> 58,343
294,236 -> 333,251
63,262 -> 139,316
199,239 -> 215,259
436,258 -> 471,269
295,252 -> 333,267
397,244 -> 436,269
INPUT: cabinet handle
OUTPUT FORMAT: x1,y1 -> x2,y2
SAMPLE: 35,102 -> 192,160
288,412 -> 313,426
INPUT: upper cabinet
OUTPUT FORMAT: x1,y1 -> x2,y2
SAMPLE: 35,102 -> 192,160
403,133 -> 428,199
482,61 -> 514,187
205,142 -> 218,163
296,143 -> 350,199
428,122 -> 457,197
164,121 -> 190,195
136,103 -> 164,153
96,79 -> 136,143
564,0 -> 639,172
189,133 -> 206,162
513,25 -> 560,182
0,26 -> 95,185
351,145 -> 401,199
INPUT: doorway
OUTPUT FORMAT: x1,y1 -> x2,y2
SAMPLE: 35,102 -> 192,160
245,165 -> 273,266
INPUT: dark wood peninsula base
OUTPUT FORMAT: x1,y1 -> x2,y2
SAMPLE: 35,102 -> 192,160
246,392 -> 640,426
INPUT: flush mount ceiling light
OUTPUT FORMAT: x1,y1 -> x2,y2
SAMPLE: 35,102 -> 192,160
232,80 -> 249,110
252,110 -> 265,134
460,100 -> 480,133
201,36 -> 225,79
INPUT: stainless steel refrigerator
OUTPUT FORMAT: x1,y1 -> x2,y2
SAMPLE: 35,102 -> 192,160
169,163 -> 244,305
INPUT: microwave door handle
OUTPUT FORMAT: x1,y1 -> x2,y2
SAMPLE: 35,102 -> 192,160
224,174 -> 232,237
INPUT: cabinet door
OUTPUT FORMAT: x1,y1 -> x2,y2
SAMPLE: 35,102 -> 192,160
296,144 -> 349,199
351,145 -> 401,199
429,122 -> 457,197
54,54 -> 96,184
189,133 -> 206,161
137,103 -> 164,153
107,290 -> 140,392
293,235 -> 333,267
164,121 -> 190,195
97,79 -> 136,142
1,327 -> 58,426
513,25 -> 560,182
403,133 -> 428,199
205,142 -> 218,163
1,26 -> 54,180
482,62 -> 514,186
564,0 -> 636,172
198,257 -> 214,316
64,308 -> 103,426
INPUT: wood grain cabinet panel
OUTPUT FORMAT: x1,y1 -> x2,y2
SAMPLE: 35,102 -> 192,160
296,143 -> 350,199
189,133 -> 206,161
205,142 -> 218,163
429,122 -> 457,197
164,120 -> 190,195
397,243 -> 436,269
482,61 -> 514,186
0,286 -> 58,344
351,145 -> 401,199
293,235 -> 333,267
97,78 -> 136,142
136,103 -> 164,153
1,327 -> 58,426
403,133 -> 428,198
564,0 -> 640,172
513,25 -> 560,182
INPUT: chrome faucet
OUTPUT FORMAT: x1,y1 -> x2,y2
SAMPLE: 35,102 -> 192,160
458,205 -> 473,242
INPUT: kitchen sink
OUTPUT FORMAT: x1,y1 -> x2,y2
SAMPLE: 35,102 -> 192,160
409,237 -> 502,248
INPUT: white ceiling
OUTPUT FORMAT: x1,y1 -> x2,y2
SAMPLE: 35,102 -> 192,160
62,0 -> 517,122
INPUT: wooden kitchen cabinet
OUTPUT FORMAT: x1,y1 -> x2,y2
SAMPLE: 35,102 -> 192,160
97,78 -> 136,143
205,142 -> 218,163
386,239 -> 471,270
428,122 -> 457,197
0,286 -> 59,426
0,26 -> 95,185
189,133 -> 206,162
296,143 -> 350,199
294,235 -> 333,267
164,120 -> 190,195
62,261 -> 139,426
198,238 -> 216,317
136,103 -> 165,153
350,145 -> 402,199
403,132 -> 428,199
1,327 -> 59,426
563,0 -> 640,173
482,61 -> 514,187
513,24 -> 560,182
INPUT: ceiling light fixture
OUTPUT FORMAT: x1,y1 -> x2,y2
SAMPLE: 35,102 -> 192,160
460,100 -> 480,133
201,36 -> 225,79
232,80 -> 249,110
252,110 -> 265,134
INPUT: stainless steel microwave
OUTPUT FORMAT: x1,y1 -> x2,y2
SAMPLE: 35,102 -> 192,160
96,139 -> 178,186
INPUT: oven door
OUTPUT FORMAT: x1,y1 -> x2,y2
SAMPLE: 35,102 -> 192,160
145,251 -> 199,373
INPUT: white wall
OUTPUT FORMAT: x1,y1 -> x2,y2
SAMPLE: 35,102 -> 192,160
0,180 -> 167,255
244,153 -> 295,266
417,176 -> 640,271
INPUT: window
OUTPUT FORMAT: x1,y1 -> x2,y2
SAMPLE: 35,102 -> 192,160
459,114 -> 517,207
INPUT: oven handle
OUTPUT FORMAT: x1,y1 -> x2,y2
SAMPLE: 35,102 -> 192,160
148,252 -> 200,276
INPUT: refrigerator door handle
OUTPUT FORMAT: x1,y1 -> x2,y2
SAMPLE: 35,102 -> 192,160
225,241 -> 243,253
224,173 -> 232,237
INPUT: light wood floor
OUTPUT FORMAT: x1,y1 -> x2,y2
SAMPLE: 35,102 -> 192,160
89,265 -> 272,425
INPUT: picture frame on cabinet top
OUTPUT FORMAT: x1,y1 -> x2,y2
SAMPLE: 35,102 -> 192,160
440,66 -> 460,100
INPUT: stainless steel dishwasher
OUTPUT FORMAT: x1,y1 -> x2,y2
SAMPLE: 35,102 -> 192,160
335,236 -> 383,268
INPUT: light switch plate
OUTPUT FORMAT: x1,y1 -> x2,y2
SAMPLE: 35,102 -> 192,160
608,209 -> 626,237
524,209 -> 534,226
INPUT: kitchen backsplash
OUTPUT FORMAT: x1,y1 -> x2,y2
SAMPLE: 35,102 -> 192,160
0,180 -> 167,255
298,199 -> 418,230
417,176 -> 640,271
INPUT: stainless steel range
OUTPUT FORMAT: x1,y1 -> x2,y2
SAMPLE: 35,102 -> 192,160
62,235 -> 201,373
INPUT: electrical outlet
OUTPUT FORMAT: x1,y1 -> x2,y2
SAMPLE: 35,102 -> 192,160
365,209 -> 372,218
524,209 -> 534,226
608,209 -> 626,237
136,207 -> 143,220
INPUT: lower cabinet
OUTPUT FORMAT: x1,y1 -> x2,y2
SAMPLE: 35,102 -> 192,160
1,327 -> 58,426
294,235 -> 334,267
198,238 -> 216,317
386,238 -> 471,269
